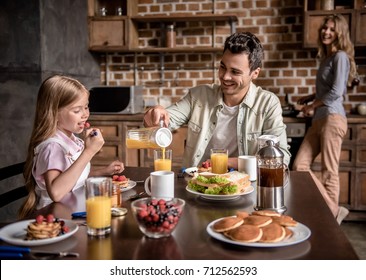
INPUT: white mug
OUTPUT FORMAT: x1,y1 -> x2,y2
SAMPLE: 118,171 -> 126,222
238,155 -> 257,181
144,171 -> 174,199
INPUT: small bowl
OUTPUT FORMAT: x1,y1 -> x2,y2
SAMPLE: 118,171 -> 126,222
131,197 -> 185,238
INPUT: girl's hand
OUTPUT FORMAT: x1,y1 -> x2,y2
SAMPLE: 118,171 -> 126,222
109,160 -> 125,175
95,160 -> 124,176
84,128 -> 104,155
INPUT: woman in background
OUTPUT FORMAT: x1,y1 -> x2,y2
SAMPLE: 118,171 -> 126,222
19,75 -> 124,218
293,14 -> 357,224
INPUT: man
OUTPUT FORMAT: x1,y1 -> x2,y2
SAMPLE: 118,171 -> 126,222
144,32 -> 290,169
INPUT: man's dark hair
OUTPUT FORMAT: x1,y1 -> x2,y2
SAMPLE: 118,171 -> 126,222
223,32 -> 264,73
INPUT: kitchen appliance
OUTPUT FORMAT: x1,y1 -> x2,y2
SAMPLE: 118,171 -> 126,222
256,140 -> 286,214
88,86 -> 144,114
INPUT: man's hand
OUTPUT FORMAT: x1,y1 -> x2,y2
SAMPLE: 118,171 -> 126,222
143,105 -> 170,127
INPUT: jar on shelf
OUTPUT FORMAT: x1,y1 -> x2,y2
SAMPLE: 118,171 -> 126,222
321,0 -> 334,10
166,25 -> 176,48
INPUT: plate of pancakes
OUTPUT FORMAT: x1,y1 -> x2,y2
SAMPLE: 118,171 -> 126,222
206,210 -> 311,247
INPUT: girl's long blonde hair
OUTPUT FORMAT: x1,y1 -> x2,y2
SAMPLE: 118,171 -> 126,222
18,75 -> 89,218
317,14 -> 357,87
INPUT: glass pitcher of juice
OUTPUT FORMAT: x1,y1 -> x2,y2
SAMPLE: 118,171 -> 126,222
126,127 -> 172,149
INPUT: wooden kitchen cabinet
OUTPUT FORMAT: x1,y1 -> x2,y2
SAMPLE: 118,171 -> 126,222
87,0 -> 138,51
312,116 -> 366,220
303,0 -> 366,48
87,0 -> 237,53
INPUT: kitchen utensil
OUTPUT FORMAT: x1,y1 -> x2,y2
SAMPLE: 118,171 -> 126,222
0,245 -> 79,259
256,140 -> 287,214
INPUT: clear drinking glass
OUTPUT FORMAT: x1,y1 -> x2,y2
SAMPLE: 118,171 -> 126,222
85,177 -> 112,236
210,148 -> 228,174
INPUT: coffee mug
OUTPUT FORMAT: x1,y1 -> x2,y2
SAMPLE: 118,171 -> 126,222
144,171 -> 174,199
238,155 -> 257,181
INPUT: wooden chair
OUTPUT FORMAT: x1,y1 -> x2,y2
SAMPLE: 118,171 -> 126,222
0,162 -> 27,208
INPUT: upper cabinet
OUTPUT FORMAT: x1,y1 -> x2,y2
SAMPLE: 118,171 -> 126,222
303,0 -> 366,48
87,0 -> 237,53
87,0 -> 138,51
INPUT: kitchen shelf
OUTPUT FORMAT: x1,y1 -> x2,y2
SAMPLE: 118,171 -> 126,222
131,14 -> 238,23
89,46 -> 225,53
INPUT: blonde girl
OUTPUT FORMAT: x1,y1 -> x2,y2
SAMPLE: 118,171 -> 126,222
19,75 -> 124,218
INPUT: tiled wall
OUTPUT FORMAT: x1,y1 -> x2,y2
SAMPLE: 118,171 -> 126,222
99,0 -> 366,113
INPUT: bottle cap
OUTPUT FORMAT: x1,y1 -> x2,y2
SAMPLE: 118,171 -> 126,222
155,128 -> 172,147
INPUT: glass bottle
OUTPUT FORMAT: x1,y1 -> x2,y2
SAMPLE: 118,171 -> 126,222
255,140 -> 286,213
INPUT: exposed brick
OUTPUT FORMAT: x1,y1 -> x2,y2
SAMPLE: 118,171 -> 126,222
98,0 -> 365,109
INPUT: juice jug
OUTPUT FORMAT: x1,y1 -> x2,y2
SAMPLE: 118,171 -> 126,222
126,127 -> 172,149
255,140 -> 286,214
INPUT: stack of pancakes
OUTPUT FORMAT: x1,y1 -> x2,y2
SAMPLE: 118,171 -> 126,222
212,210 -> 298,243
26,220 -> 62,240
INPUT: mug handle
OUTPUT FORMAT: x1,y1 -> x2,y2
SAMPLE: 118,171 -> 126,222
144,176 -> 152,195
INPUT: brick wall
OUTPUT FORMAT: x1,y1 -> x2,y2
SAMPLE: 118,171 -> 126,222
100,0 -> 366,113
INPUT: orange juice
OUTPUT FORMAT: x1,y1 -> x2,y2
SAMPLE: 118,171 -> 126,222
86,196 -> 111,229
211,152 -> 228,174
154,158 -> 172,171
126,138 -> 160,149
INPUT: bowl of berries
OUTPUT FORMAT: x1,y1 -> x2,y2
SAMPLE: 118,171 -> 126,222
131,197 -> 185,238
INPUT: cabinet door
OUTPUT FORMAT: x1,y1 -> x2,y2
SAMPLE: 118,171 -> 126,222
355,168 -> 366,210
356,10 -> 366,46
89,20 -> 126,49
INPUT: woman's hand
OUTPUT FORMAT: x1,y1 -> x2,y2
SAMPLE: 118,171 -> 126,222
297,94 -> 315,105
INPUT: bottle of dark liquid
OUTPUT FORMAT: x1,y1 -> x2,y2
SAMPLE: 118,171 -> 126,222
256,140 -> 286,213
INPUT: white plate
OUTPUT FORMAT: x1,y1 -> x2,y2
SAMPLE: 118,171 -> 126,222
120,180 -> 137,192
206,218 -> 311,247
186,185 -> 254,200
0,219 -> 79,246
184,167 -> 198,176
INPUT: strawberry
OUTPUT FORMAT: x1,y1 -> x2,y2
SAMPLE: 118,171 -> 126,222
84,122 -> 90,128
112,175 -> 119,181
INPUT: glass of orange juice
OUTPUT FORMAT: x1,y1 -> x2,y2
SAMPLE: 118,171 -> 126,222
85,177 -> 112,236
154,149 -> 172,171
210,148 -> 228,174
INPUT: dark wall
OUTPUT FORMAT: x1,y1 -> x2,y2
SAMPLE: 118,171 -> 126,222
0,0 -> 100,221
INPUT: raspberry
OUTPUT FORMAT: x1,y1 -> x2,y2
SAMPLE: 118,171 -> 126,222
46,214 -> 54,223
62,226 -> 69,233
112,175 -> 119,180
118,175 -> 127,181
35,215 -> 44,224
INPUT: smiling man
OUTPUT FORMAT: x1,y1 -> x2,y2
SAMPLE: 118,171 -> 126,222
143,32 -> 290,169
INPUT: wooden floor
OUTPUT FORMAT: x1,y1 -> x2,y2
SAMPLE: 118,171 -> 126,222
340,221 -> 366,260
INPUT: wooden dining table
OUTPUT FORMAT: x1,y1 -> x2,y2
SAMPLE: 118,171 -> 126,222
0,167 -> 359,260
